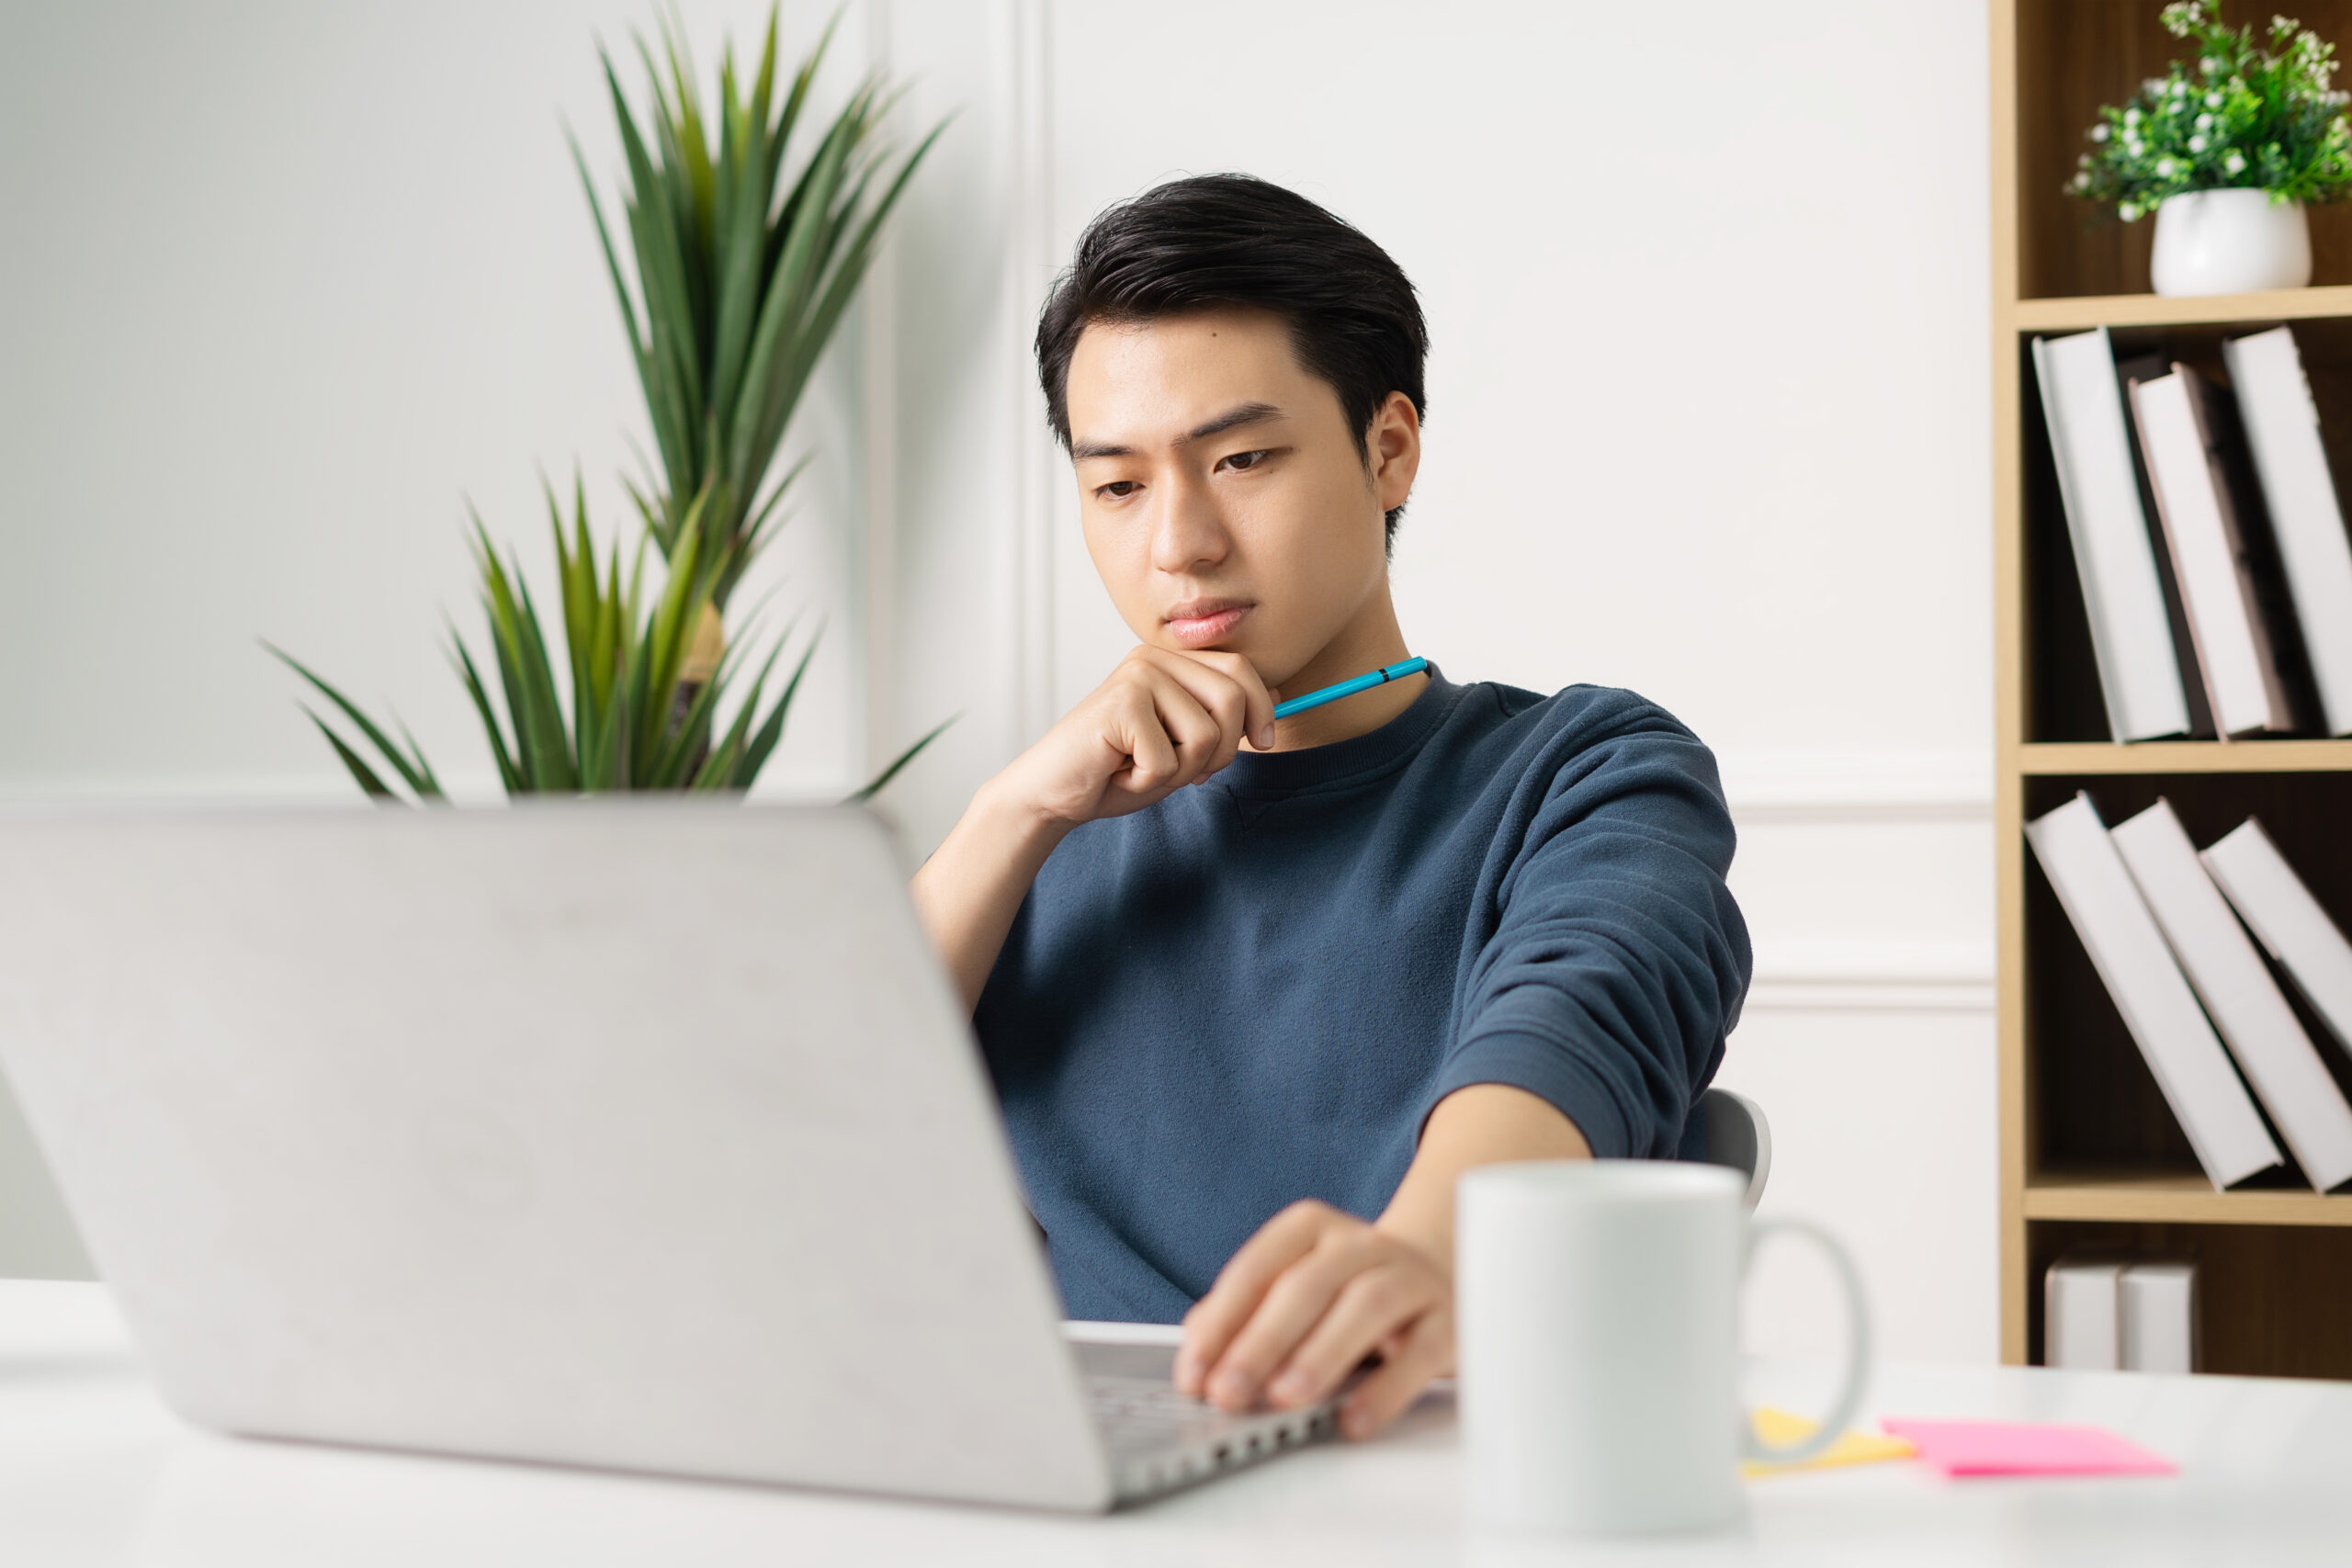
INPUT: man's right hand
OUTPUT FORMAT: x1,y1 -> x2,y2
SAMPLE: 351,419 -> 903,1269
999,647 -> 1276,829
910,647 -> 1275,1010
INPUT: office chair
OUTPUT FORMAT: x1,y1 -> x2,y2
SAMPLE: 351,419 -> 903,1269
1697,1087 -> 1770,1211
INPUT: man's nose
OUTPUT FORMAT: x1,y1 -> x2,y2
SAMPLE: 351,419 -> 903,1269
1149,468 -> 1230,574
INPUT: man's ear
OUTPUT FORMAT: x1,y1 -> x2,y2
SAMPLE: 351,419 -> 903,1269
1367,390 -> 1420,513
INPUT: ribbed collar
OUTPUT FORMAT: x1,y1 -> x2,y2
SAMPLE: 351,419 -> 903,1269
1214,665 -> 1463,797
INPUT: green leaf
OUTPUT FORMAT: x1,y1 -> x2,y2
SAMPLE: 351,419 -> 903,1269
448,629 -> 523,794
726,98 -> 859,492
605,52 -> 705,484
848,716 -> 954,804
392,716 -> 446,800
264,641 -> 443,799
740,119 -> 946,520
567,124 -> 651,394
301,708 -> 401,802
647,644 -> 731,787
731,628 -> 819,786
684,633 -> 786,789
580,8 -> 944,611
470,513 -> 578,792
509,571 -> 581,791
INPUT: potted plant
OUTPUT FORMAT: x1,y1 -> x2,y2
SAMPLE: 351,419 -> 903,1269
2067,2 -> 2352,296
273,7 -> 944,802
271,477 -> 940,800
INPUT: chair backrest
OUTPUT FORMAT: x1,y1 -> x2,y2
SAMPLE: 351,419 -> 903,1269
1698,1087 -> 1771,1211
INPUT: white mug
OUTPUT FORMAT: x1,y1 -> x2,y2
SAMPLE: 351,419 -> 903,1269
1457,1160 -> 1870,1536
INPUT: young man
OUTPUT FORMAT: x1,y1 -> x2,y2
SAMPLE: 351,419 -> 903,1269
911,175 -> 1750,1440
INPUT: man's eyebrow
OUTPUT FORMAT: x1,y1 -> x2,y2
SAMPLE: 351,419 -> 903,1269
1180,401 -> 1284,446
1069,402 -> 1287,463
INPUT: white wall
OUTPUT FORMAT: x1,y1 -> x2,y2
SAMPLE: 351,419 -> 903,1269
1,0 -> 1998,1364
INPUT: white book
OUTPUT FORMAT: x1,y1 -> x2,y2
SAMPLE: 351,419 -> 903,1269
2111,800 -> 2352,1191
2129,368 -> 2296,737
2025,794 -> 2281,1189
2201,818 -> 2352,1067
2222,326 -> 2352,735
2033,331 -> 2193,741
2120,1262 -> 2199,1374
2044,1258 -> 2121,1370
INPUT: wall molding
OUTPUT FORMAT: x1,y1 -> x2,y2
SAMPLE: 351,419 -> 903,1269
1745,939 -> 1995,1013
1715,747 -> 1993,824
1744,981 -> 1994,1012
859,0 -> 901,779
1007,0 -> 1058,747
1718,749 -> 1996,1012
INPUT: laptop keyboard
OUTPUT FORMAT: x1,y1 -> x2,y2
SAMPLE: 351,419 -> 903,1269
1089,1378 -> 1236,1440
1087,1375 -> 1336,1498
1069,1337 -> 1340,1499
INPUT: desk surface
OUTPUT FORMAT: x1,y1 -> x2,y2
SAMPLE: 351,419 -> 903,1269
6,1281 -> 2349,1567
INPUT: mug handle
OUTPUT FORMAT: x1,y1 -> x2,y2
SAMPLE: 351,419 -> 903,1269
1737,1217 -> 1872,1466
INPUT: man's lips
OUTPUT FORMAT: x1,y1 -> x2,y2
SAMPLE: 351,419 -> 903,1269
1165,601 -> 1252,648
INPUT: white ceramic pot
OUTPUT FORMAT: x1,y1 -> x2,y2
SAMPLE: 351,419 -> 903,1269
2150,187 -> 2312,296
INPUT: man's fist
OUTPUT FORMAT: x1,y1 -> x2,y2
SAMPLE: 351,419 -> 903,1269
994,646 -> 1275,829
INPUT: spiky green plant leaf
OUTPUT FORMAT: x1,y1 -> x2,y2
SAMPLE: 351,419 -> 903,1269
574,4 -> 944,609
265,644 -> 443,799
850,716 -> 954,804
271,479 -> 944,804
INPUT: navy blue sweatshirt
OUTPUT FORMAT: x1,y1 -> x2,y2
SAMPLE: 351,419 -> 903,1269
974,669 -> 1751,1323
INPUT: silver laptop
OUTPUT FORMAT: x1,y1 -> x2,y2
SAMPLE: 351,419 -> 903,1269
0,803 -> 1335,1510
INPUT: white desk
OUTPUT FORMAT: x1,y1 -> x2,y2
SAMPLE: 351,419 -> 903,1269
6,1281 -> 2348,1566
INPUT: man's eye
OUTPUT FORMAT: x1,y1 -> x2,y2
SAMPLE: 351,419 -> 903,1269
1219,450 -> 1270,472
1096,480 -> 1138,500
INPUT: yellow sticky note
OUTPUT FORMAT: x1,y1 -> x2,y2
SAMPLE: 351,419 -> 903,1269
1741,1406 -> 1917,1477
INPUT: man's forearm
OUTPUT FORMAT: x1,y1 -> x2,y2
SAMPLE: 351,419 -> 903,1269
910,781 -> 1074,1011
1375,1083 -> 1590,1269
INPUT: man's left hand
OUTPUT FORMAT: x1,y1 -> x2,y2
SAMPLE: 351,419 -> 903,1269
1171,1200 -> 1453,1440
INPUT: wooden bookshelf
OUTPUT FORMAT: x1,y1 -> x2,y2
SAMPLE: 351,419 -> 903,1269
1995,1 -> 2352,1381
2025,1173 -> 2352,1227
2020,739 -> 2352,773
2015,284 -> 2352,331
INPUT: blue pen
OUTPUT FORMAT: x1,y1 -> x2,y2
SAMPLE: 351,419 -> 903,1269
1272,657 -> 1429,720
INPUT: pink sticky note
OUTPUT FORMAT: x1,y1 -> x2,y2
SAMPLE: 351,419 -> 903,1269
1881,1418 -> 2176,1478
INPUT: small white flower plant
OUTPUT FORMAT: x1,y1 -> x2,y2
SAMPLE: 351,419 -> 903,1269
2069,3 -> 2352,221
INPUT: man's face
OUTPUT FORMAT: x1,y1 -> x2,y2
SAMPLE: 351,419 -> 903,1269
1063,308 -> 1412,691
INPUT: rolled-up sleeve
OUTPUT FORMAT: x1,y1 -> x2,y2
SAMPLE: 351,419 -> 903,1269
1428,707 -> 1750,1158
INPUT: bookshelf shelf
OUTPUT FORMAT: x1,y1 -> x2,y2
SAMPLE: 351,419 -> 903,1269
1996,1 -> 2352,1382
2024,1174 -> 2352,1228
2019,740 -> 2352,775
2009,285 -> 2352,333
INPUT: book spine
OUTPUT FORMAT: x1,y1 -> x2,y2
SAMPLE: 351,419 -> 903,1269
2126,368 -> 2229,735
2025,794 -> 2281,1190
2044,1258 -> 2121,1371
2111,800 -> 2352,1192
2222,327 -> 2352,735
2117,352 -> 2221,740
2184,368 -> 2313,734
2120,1263 -> 2199,1374
2033,333 -> 2192,742
2201,818 -> 2352,1068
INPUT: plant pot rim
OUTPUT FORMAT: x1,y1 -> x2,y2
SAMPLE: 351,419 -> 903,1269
2156,186 -> 2304,205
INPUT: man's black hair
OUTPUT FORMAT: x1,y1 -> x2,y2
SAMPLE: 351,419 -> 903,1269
1035,174 -> 1429,546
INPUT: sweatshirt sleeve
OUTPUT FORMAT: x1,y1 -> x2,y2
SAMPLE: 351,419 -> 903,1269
1428,694 -> 1751,1158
